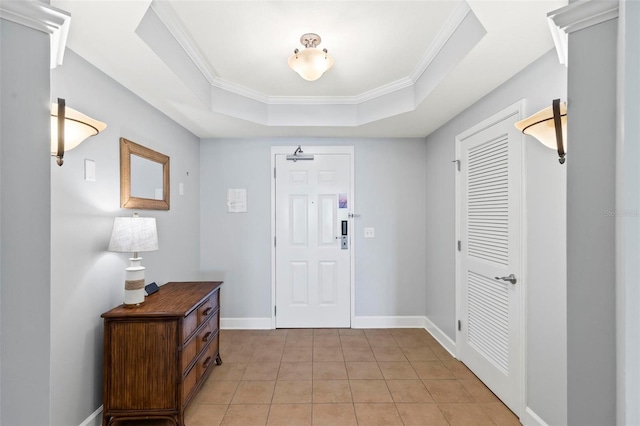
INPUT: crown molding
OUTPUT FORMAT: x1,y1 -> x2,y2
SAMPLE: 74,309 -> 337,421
548,0 -> 619,66
269,77 -> 415,106
211,76 -> 270,104
409,0 -> 471,82
149,0 -> 218,85
146,0 -> 472,107
0,1 -> 70,69
141,0 -> 482,127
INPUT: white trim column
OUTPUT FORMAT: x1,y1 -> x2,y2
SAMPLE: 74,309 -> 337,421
548,1 -> 619,425
615,1 -> 640,424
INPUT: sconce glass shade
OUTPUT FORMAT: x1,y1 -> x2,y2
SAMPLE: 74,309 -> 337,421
515,102 -> 567,150
288,47 -> 334,81
50,102 -> 107,154
108,215 -> 159,255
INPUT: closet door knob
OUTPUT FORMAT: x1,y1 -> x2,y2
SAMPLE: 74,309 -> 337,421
494,274 -> 517,285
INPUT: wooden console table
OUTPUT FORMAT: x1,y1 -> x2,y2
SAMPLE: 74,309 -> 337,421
101,281 -> 222,426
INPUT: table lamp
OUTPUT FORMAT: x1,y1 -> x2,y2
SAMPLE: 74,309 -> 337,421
108,213 -> 158,307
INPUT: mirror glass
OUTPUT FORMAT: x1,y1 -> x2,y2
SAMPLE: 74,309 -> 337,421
130,155 -> 164,200
120,138 -> 170,210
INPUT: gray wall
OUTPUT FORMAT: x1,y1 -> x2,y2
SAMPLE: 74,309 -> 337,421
567,18 -> 617,426
50,49 -> 201,425
0,19 -> 52,426
200,138 -> 427,320
424,49 -> 568,425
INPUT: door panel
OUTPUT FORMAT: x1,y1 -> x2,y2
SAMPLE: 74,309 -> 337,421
290,196 -> 308,245
467,270 -> 510,374
275,152 -> 351,328
319,195 -> 337,245
290,262 -> 308,305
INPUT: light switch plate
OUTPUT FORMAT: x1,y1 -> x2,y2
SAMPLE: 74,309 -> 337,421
84,159 -> 95,181
364,227 -> 375,238
179,182 -> 184,195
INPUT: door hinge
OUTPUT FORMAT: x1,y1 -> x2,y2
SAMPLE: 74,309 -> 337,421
457,240 -> 461,251
458,320 -> 462,331
452,159 -> 460,171
274,236 -> 276,247
274,305 -> 277,316
274,167 -> 276,178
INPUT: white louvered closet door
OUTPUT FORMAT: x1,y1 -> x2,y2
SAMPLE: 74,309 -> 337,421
458,104 -> 523,417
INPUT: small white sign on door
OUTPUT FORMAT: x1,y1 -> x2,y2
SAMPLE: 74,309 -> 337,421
227,188 -> 247,213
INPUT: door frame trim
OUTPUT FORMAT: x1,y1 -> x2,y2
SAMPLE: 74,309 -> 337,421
454,100 -> 527,417
270,145 -> 356,329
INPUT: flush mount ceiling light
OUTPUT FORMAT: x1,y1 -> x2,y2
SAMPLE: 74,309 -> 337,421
515,99 -> 567,164
288,33 -> 334,81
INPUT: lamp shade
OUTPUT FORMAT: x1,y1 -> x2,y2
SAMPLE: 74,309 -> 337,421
288,47 -> 334,81
515,102 -> 567,150
108,216 -> 158,254
51,102 -> 107,154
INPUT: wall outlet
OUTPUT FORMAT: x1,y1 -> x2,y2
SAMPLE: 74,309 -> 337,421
364,227 -> 375,238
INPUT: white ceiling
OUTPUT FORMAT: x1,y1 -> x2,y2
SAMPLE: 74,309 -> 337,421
52,0 -> 566,139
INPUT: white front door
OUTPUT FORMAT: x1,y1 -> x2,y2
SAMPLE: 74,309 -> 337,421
273,147 -> 353,328
456,101 -> 524,417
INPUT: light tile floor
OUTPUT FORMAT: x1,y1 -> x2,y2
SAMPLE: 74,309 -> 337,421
183,328 -> 521,425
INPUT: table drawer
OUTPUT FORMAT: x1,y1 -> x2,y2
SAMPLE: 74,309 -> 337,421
183,309 -> 198,342
182,337 -> 197,374
183,290 -> 219,341
196,333 -> 219,380
197,315 -> 216,354
197,293 -> 218,325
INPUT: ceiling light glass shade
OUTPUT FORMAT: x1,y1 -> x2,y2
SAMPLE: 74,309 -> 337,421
515,102 -> 567,150
50,103 -> 107,154
288,47 -> 334,81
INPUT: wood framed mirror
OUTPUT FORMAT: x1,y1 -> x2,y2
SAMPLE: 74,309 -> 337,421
120,137 -> 170,210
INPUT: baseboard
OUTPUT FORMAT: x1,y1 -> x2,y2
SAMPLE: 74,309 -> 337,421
220,317 -> 272,329
79,405 -> 102,426
524,407 -> 549,426
352,316 -> 429,329
219,315 -> 458,359
424,316 -> 457,357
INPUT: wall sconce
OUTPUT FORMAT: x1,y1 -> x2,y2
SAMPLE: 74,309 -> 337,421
515,99 -> 567,164
51,98 -> 106,166
108,213 -> 159,308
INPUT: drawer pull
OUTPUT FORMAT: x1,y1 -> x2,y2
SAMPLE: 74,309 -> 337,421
202,356 -> 212,369
202,331 -> 212,343
202,307 -> 213,317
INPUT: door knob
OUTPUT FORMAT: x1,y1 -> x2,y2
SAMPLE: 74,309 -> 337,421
495,274 -> 517,285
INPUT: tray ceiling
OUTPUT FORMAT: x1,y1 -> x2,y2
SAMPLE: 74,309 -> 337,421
51,0 -> 566,138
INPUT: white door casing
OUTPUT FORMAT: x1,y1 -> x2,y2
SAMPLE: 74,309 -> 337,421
271,146 -> 355,328
455,101 -> 526,417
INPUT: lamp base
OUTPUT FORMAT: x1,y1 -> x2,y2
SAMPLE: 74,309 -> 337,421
123,257 -> 145,308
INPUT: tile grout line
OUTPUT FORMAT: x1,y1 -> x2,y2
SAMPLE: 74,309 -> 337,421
197,329 -> 514,425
